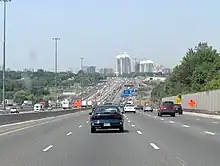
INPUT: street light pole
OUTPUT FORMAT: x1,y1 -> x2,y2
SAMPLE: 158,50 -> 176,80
53,37 -> 60,107
1,0 -> 11,110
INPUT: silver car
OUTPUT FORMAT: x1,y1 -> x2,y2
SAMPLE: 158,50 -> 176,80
144,105 -> 153,112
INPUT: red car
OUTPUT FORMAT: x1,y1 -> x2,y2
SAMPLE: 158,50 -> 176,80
158,101 -> 175,117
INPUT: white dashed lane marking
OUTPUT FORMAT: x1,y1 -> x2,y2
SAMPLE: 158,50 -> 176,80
66,132 -> 72,136
86,121 -> 89,123
160,118 -> 164,120
182,125 -> 190,128
131,124 -> 135,127
137,131 -> 143,135
150,143 -> 160,150
196,118 -> 200,121
78,125 -> 82,128
212,121 -> 219,124
128,120 -> 131,123
204,131 -> 216,135
43,145 -> 53,152
169,121 -> 175,123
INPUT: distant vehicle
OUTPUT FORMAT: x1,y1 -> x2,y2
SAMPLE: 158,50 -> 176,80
104,102 -> 113,105
144,105 -> 153,112
158,101 -> 175,117
62,100 -> 71,110
10,107 -> 19,113
124,104 -> 136,113
89,105 -> 124,133
174,104 -> 183,114
34,103 -> 44,112
135,105 -> 143,110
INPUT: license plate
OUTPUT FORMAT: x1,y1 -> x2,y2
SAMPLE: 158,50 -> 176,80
104,123 -> 111,126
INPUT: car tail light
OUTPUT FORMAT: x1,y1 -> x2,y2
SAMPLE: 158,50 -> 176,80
91,116 -> 98,120
113,114 -> 122,119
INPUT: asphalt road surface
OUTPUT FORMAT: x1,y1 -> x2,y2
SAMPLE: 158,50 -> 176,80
1,109 -> 220,165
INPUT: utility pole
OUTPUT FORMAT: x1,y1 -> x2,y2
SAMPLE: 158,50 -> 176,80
53,37 -> 60,107
1,0 -> 11,110
80,57 -> 84,71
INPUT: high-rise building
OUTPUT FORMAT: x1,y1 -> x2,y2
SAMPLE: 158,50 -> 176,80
99,68 -> 114,75
139,60 -> 154,73
87,66 -> 96,74
135,61 -> 140,73
82,66 -> 88,73
115,52 -> 131,75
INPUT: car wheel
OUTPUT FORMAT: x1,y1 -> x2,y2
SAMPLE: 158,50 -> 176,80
91,127 -> 96,133
119,126 -> 124,132
151,110 -> 153,112
133,111 -> 136,113
171,113 -> 175,117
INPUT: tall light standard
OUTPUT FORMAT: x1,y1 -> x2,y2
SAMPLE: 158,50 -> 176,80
53,37 -> 60,106
1,0 -> 11,110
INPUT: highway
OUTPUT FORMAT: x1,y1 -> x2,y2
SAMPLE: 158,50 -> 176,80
0,107 -> 220,165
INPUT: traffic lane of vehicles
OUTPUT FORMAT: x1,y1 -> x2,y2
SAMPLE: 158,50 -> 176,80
148,109 -> 220,136
0,111 -> 90,166
0,111 -> 186,166
126,112 -> 220,166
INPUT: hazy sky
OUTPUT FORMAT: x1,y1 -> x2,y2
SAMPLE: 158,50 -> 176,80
0,0 -> 220,71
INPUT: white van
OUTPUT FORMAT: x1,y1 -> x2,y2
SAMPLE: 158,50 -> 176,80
34,104 -> 44,112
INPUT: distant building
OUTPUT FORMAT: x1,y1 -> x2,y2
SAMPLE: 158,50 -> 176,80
135,61 -> 140,73
99,68 -> 114,75
82,66 -> 88,73
116,52 -> 131,75
139,60 -> 154,73
87,66 -> 96,74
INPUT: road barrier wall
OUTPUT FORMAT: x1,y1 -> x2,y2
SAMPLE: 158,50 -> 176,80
0,108 -> 90,125
162,89 -> 220,114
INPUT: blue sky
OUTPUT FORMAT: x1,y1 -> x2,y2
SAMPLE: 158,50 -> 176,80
0,0 -> 220,71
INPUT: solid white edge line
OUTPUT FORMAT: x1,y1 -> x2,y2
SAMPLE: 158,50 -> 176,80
204,131 -> 215,135
137,130 -> 142,135
66,132 -> 72,136
150,143 -> 159,150
43,145 -> 53,152
182,125 -> 190,128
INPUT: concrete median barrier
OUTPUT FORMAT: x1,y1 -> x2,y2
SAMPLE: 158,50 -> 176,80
0,108 -> 90,126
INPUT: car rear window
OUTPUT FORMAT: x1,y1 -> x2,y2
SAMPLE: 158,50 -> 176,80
162,101 -> 174,106
174,104 -> 182,107
126,104 -> 135,107
94,106 -> 120,113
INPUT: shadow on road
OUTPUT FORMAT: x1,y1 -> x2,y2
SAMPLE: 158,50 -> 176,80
93,129 -> 129,134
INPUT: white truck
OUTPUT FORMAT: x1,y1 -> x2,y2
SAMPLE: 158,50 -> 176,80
62,100 -> 71,110
81,100 -> 87,108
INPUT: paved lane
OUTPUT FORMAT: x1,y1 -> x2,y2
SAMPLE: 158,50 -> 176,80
126,112 -> 220,166
140,110 -> 220,137
1,109 -> 220,165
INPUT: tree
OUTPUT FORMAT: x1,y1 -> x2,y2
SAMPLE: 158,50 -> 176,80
151,42 -> 220,100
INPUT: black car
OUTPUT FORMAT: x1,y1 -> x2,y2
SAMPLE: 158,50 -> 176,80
158,101 -> 175,117
174,104 -> 183,114
135,105 -> 143,110
89,105 -> 124,133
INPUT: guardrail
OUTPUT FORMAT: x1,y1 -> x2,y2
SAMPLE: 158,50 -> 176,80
0,108 -> 91,126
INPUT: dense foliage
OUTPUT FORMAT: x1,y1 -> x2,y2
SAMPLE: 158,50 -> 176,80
0,69 -> 106,103
151,42 -> 220,101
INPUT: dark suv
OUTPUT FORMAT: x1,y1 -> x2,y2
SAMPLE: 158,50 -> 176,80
158,101 -> 175,117
174,104 -> 183,114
